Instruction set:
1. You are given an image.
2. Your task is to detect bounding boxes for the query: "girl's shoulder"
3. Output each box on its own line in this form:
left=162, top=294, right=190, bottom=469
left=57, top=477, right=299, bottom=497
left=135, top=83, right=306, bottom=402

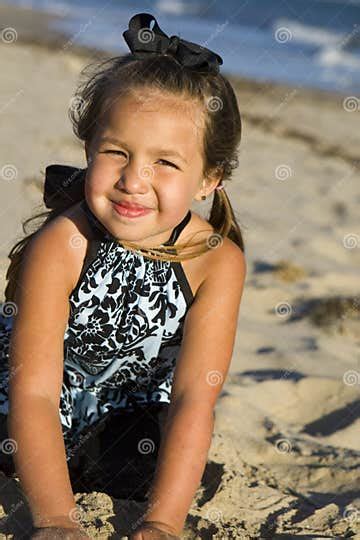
left=177, top=210, right=243, bottom=299
left=183, top=210, right=241, bottom=259
left=37, top=200, right=92, bottom=295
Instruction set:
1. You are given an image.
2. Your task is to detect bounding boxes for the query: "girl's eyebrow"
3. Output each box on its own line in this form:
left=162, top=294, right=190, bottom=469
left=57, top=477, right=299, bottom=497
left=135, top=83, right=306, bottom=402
left=99, top=136, right=188, bottom=164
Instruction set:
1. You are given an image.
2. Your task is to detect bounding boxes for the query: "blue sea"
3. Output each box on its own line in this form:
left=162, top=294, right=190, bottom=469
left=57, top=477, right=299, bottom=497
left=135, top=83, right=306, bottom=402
left=6, top=0, right=360, bottom=95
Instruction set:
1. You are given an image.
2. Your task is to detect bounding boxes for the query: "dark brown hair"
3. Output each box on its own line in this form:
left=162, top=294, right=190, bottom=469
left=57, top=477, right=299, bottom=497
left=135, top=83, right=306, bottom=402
left=5, top=52, right=245, bottom=303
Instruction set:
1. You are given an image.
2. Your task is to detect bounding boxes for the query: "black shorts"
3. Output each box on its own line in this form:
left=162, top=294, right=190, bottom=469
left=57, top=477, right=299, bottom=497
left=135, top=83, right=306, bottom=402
left=0, top=402, right=169, bottom=501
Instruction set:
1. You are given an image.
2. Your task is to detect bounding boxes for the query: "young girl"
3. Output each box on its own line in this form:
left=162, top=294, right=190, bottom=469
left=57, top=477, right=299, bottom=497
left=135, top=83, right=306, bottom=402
left=0, top=12, right=246, bottom=539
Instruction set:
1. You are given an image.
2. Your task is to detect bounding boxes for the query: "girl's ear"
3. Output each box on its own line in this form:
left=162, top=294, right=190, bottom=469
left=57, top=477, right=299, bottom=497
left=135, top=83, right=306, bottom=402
left=194, top=166, right=223, bottom=201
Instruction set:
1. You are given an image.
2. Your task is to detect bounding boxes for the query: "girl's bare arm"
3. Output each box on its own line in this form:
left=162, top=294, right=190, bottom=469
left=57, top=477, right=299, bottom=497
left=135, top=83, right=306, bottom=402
left=143, top=239, right=246, bottom=535
left=7, top=210, right=86, bottom=528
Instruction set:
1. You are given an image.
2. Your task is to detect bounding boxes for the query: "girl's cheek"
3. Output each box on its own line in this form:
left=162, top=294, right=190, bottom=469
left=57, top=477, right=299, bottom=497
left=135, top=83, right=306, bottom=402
left=87, top=159, right=117, bottom=193
left=154, top=173, right=182, bottom=197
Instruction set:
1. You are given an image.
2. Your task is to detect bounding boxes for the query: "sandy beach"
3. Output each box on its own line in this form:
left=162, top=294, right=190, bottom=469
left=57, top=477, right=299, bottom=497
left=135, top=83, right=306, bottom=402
left=0, top=3, right=359, bottom=538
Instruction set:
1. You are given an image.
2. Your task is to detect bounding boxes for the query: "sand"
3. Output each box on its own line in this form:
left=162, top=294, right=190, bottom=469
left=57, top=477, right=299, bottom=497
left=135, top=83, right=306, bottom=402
left=0, top=3, right=359, bottom=538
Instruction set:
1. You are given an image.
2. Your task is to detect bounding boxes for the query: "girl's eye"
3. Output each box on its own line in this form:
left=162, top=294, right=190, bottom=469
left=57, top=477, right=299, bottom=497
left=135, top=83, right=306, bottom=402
left=102, top=151, right=178, bottom=169
left=102, top=150, right=126, bottom=156
left=157, top=159, right=178, bottom=169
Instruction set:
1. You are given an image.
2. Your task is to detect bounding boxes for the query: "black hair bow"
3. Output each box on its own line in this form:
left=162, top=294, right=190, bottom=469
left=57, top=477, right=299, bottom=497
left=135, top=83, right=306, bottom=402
left=122, top=12, right=223, bottom=74
left=43, top=164, right=86, bottom=210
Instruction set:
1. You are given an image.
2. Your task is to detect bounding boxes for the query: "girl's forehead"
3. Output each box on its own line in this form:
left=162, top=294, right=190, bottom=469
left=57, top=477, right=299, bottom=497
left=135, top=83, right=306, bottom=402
left=106, top=89, right=204, bottom=125
left=103, top=91, right=205, bottom=142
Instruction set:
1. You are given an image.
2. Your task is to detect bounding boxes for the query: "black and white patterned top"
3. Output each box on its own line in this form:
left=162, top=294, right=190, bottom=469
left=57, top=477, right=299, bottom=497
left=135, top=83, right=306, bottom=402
left=0, top=199, right=194, bottom=460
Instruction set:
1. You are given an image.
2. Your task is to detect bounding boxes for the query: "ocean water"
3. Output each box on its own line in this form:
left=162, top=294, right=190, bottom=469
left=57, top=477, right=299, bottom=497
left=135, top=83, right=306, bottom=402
left=6, top=0, right=360, bottom=95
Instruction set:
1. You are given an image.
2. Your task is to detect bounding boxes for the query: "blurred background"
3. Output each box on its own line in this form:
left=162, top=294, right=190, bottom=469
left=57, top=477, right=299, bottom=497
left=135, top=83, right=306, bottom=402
left=4, top=0, right=360, bottom=94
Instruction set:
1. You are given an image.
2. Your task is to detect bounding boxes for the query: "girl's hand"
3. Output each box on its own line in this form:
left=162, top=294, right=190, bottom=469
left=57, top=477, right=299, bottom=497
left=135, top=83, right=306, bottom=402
left=31, top=527, right=91, bottom=539
left=129, top=521, right=181, bottom=540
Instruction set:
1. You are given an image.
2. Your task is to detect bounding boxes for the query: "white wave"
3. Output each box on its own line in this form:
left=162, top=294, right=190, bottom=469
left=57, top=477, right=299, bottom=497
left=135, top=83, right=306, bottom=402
left=316, top=46, right=360, bottom=68
left=273, top=17, right=342, bottom=47
left=155, top=0, right=204, bottom=16
left=41, top=0, right=72, bottom=16
left=12, top=0, right=110, bottom=19
left=273, top=17, right=360, bottom=69
left=274, top=17, right=360, bottom=51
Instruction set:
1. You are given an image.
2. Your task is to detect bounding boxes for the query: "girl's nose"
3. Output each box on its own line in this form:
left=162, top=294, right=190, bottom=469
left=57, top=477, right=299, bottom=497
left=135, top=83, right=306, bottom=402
left=116, top=160, right=153, bottom=192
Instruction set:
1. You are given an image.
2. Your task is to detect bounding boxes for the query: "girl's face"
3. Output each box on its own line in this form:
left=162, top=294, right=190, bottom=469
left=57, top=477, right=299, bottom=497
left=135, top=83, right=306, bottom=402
left=84, top=89, right=219, bottom=248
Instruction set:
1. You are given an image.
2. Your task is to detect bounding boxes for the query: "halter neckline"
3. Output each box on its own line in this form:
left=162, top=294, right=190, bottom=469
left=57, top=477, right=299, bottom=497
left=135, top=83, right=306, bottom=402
left=80, top=199, right=191, bottom=248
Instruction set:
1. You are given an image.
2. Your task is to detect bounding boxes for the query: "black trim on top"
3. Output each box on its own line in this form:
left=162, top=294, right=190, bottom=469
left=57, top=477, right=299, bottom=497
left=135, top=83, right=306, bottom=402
left=69, top=240, right=103, bottom=299
left=68, top=200, right=105, bottom=298
left=163, top=210, right=192, bottom=245
left=80, top=199, right=109, bottom=240
left=171, top=261, right=195, bottom=309
left=164, top=210, right=194, bottom=309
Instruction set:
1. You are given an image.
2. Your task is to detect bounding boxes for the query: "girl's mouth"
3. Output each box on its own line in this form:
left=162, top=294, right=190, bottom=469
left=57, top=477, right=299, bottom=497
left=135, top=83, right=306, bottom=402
left=112, top=201, right=153, bottom=218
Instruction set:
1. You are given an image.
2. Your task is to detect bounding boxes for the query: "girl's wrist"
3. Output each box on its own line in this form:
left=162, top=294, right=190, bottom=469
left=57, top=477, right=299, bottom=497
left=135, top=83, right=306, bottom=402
left=33, top=514, right=81, bottom=529
left=141, top=520, right=181, bottom=537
